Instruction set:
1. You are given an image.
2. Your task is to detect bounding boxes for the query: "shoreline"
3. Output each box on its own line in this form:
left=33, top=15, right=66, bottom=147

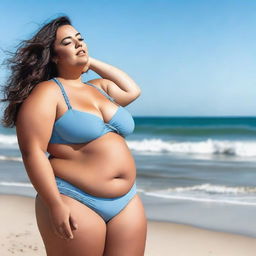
left=1, top=194, right=256, bottom=256
left=2, top=187, right=256, bottom=238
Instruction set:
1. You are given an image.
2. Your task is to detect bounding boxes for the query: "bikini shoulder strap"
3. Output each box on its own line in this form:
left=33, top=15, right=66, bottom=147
left=85, top=82, right=115, bottom=102
left=51, top=78, right=72, bottom=109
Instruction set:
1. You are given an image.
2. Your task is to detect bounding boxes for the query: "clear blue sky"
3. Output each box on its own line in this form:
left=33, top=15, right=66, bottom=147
left=0, top=0, right=255, bottom=117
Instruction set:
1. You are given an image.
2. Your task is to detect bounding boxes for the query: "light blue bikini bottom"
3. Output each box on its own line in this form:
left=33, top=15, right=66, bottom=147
left=55, top=176, right=137, bottom=223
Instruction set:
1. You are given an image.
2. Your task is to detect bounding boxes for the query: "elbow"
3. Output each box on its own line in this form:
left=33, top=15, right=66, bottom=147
left=134, top=89, right=142, bottom=99
left=131, top=87, right=141, bottom=98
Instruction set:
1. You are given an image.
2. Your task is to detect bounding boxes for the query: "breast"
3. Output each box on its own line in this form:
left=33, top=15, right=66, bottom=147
left=49, top=107, right=135, bottom=144
left=108, top=106, right=135, bottom=137
left=50, top=110, right=104, bottom=144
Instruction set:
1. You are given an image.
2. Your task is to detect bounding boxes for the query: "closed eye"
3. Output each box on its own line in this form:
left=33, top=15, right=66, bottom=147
left=64, top=38, right=84, bottom=46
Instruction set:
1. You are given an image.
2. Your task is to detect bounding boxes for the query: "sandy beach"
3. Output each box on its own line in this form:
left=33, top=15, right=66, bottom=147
left=1, top=194, right=256, bottom=256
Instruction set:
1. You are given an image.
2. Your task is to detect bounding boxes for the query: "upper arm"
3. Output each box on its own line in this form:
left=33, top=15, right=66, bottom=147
left=16, top=81, right=58, bottom=155
left=87, top=78, right=141, bottom=107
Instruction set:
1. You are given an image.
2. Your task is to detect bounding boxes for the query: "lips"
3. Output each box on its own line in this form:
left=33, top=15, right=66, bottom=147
left=76, top=49, right=86, bottom=55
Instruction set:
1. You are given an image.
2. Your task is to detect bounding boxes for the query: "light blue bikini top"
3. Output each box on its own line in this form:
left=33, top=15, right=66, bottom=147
left=49, top=77, right=135, bottom=144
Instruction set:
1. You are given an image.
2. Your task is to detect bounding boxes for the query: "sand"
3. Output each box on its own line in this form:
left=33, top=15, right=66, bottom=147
left=1, top=194, right=256, bottom=256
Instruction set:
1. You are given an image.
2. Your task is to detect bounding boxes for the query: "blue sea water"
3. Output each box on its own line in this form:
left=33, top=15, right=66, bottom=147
left=1, top=116, right=256, bottom=237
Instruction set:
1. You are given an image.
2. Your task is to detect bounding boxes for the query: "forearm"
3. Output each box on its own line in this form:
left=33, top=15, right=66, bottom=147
left=22, top=149, right=62, bottom=209
left=89, top=56, right=141, bottom=93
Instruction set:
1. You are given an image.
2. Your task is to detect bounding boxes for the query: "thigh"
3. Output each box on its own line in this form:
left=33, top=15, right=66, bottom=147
left=35, top=194, right=107, bottom=256
left=103, top=194, right=148, bottom=256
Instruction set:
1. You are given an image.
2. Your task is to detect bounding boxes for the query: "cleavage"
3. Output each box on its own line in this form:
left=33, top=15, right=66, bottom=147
left=57, top=85, right=120, bottom=123
left=56, top=100, right=120, bottom=124
left=56, top=101, right=102, bottom=120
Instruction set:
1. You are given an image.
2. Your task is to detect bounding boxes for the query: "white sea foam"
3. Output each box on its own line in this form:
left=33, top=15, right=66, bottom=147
left=0, top=134, right=18, bottom=146
left=127, top=138, right=256, bottom=157
left=1, top=135, right=256, bottom=160
left=141, top=183, right=256, bottom=206
left=0, top=181, right=33, bottom=187
left=0, top=131, right=256, bottom=157
left=165, top=183, right=256, bottom=194
left=0, top=155, right=22, bottom=162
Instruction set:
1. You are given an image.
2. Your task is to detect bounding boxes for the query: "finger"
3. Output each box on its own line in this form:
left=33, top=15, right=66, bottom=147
left=58, top=225, right=69, bottom=240
left=50, top=220, right=65, bottom=240
left=53, top=228, right=60, bottom=238
left=69, top=215, right=78, bottom=230
left=63, top=222, right=73, bottom=239
left=52, top=225, right=64, bottom=240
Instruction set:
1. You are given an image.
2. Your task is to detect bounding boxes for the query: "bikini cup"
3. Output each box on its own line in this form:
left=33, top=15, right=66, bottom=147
left=48, top=77, right=135, bottom=144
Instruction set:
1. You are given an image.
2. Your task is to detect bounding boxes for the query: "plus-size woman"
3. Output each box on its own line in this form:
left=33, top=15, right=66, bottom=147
left=1, top=16, right=147, bottom=256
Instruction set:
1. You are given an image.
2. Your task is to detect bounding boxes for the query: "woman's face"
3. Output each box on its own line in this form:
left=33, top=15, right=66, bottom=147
left=52, top=25, right=89, bottom=68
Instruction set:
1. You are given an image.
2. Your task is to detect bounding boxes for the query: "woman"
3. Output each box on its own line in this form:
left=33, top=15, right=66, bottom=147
left=1, top=16, right=147, bottom=256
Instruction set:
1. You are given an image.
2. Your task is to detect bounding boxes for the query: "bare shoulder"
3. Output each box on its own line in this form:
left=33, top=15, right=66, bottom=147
left=86, top=78, right=140, bottom=107
left=28, top=80, right=60, bottom=98
left=19, top=80, right=61, bottom=114
left=16, top=80, right=59, bottom=154
left=85, top=78, right=106, bottom=91
left=86, top=78, right=117, bottom=93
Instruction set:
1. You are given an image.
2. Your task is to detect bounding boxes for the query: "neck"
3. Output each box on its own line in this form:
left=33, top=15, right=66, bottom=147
left=56, top=65, right=84, bottom=82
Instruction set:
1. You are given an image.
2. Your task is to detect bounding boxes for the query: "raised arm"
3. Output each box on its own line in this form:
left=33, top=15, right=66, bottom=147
left=16, top=81, right=77, bottom=240
left=88, top=57, right=141, bottom=107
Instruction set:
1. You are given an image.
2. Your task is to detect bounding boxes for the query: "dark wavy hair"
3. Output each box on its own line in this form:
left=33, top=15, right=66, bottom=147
left=0, top=15, right=72, bottom=128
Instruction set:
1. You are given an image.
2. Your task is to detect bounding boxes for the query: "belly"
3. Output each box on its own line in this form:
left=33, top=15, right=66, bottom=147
left=47, top=132, right=136, bottom=198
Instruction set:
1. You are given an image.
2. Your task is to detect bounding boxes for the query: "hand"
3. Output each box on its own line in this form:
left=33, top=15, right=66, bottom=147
left=48, top=201, right=78, bottom=240
left=82, top=56, right=91, bottom=74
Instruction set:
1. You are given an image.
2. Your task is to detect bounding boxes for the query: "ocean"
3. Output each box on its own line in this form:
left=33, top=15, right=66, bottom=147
left=1, top=116, right=256, bottom=237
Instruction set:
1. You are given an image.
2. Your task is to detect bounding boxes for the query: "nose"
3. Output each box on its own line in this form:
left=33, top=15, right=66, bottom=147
left=74, top=38, right=87, bottom=53
left=75, top=40, right=82, bottom=48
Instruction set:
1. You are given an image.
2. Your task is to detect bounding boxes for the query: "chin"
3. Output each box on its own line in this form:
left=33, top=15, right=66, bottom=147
left=77, top=59, right=88, bottom=66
